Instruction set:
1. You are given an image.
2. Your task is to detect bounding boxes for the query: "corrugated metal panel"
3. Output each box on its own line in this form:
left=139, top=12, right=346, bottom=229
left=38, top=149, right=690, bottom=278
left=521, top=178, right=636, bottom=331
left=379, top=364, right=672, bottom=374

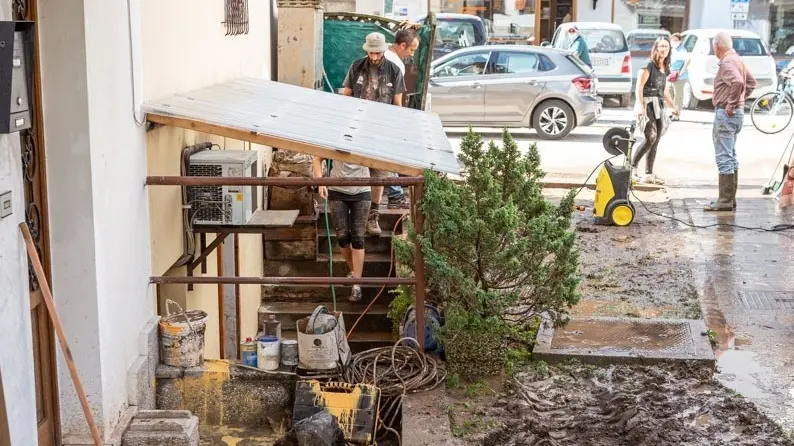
left=142, top=77, right=460, bottom=175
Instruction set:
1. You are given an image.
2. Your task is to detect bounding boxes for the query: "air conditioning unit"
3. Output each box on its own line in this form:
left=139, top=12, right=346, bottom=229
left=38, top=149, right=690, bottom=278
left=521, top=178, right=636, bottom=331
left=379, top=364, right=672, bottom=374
left=188, top=150, right=258, bottom=225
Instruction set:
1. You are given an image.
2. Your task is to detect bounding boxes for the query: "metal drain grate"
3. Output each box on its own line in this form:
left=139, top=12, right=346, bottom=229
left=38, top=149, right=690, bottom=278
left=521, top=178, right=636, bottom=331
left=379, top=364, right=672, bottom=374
left=738, top=291, right=794, bottom=310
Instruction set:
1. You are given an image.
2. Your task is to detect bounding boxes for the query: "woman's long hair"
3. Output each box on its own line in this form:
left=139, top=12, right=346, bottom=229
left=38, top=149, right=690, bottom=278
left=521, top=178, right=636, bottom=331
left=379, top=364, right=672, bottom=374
left=651, top=36, right=672, bottom=73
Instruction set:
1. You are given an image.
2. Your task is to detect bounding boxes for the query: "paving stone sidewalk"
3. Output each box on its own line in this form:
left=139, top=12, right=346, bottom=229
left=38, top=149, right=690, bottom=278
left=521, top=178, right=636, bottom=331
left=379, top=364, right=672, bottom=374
left=672, top=195, right=794, bottom=429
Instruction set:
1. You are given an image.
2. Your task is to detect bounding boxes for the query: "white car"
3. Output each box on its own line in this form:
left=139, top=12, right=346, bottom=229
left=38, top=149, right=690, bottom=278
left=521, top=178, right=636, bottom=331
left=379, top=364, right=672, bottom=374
left=679, top=29, right=778, bottom=109
left=549, top=22, right=633, bottom=107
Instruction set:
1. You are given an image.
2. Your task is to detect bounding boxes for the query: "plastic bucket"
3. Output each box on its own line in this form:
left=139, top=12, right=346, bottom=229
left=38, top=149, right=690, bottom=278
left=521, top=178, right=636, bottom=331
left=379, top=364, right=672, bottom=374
left=280, top=340, right=298, bottom=366
left=159, top=300, right=208, bottom=367
left=257, top=336, right=280, bottom=371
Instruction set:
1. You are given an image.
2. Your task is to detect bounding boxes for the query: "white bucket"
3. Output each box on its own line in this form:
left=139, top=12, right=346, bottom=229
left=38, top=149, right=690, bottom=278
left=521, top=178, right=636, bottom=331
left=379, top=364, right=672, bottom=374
left=257, top=336, right=280, bottom=371
left=159, top=300, right=208, bottom=368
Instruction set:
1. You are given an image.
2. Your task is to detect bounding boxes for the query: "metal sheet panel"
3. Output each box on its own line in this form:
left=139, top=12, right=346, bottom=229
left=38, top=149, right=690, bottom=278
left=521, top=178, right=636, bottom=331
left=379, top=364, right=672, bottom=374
left=142, top=77, right=459, bottom=175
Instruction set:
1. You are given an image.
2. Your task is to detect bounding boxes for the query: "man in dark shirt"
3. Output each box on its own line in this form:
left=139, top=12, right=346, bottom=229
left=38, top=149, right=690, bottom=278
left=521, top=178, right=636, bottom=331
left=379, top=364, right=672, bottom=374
left=342, top=32, right=407, bottom=235
left=705, top=32, right=756, bottom=212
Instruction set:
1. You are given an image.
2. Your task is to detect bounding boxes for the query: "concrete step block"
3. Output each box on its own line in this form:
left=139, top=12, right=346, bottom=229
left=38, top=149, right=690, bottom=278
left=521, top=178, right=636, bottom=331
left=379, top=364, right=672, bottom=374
left=122, top=410, right=198, bottom=446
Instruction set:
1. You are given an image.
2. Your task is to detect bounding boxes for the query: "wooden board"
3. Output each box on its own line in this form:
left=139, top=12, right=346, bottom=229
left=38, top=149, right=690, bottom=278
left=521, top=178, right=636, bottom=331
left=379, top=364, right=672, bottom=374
left=193, top=209, right=300, bottom=233
left=0, top=369, right=10, bottom=446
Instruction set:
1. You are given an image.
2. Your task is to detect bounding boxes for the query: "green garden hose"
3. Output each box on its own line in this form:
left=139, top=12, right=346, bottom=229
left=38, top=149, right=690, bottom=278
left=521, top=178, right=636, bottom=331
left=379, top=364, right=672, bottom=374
left=324, top=159, right=337, bottom=312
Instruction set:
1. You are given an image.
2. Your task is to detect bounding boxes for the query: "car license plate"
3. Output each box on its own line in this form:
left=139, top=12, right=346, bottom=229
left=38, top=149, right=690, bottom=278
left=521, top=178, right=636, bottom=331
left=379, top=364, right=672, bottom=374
left=592, top=57, right=609, bottom=67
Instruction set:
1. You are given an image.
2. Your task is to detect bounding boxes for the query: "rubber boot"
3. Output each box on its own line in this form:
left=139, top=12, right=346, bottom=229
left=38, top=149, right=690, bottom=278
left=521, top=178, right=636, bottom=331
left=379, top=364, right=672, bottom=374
left=704, top=174, right=735, bottom=212
left=732, top=169, right=738, bottom=210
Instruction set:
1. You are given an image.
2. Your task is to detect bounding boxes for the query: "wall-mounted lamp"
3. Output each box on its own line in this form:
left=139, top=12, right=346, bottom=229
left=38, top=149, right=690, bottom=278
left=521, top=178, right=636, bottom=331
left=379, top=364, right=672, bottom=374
left=593, top=0, right=598, bottom=9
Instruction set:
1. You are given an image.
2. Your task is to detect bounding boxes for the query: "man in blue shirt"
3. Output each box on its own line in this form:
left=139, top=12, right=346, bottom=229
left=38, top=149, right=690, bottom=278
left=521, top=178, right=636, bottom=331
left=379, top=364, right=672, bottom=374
left=568, top=26, right=592, bottom=68
left=669, top=33, right=690, bottom=118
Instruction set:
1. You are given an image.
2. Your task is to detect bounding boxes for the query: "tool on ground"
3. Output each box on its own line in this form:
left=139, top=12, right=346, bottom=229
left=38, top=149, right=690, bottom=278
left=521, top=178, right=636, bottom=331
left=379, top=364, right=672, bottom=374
left=20, top=222, right=103, bottom=446
left=293, top=380, right=380, bottom=445
left=762, top=128, right=794, bottom=197
left=593, top=123, right=639, bottom=227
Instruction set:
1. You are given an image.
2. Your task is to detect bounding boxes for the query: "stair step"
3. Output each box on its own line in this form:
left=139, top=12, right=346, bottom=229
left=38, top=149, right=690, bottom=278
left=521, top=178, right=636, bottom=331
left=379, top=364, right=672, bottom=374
left=280, top=329, right=395, bottom=354
left=262, top=284, right=397, bottom=303
left=263, top=252, right=393, bottom=277
left=317, top=230, right=395, bottom=254
left=259, top=302, right=392, bottom=333
left=317, top=208, right=410, bottom=232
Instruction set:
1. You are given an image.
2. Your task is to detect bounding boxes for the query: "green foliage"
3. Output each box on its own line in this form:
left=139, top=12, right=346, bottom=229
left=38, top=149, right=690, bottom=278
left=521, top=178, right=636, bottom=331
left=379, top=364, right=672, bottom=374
left=395, top=128, right=581, bottom=379
left=446, top=373, right=461, bottom=389
left=505, top=348, right=533, bottom=377
left=387, top=285, right=414, bottom=336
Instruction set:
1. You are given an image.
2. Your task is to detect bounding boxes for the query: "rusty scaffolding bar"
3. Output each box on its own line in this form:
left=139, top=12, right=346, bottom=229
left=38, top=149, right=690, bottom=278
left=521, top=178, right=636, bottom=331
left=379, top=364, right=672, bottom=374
left=147, top=174, right=428, bottom=351
left=146, top=176, right=425, bottom=186
left=150, top=276, right=418, bottom=285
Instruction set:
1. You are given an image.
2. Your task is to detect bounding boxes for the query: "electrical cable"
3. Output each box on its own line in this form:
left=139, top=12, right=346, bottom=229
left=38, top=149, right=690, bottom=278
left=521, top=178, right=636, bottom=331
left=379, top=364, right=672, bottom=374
left=323, top=160, right=337, bottom=313
left=346, top=213, right=409, bottom=339
left=574, top=150, right=794, bottom=233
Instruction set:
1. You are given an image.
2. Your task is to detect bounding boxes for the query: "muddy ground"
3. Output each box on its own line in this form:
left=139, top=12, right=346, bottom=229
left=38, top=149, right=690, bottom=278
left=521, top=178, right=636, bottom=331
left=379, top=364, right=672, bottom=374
left=571, top=199, right=701, bottom=320
left=447, top=362, right=794, bottom=446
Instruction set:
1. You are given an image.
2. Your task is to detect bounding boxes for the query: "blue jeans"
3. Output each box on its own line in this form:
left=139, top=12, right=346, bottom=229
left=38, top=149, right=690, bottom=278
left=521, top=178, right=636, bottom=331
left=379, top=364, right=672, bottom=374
left=713, top=108, right=743, bottom=174
left=386, top=185, right=403, bottom=198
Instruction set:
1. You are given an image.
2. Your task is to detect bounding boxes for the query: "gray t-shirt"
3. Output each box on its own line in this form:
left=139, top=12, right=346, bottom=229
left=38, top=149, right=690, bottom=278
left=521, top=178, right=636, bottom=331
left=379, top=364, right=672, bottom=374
left=328, top=161, right=370, bottom=196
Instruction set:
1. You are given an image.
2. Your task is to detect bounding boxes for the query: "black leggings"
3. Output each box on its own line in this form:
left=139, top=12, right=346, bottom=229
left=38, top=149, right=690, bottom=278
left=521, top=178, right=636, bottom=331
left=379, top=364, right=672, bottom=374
left=632, top=102, right=663, bottom=175
left=329, top=200, right=369, bottom=250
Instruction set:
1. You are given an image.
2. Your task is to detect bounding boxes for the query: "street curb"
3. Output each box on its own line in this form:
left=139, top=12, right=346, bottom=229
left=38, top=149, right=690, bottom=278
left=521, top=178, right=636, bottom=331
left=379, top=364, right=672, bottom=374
left=543, top=180, right=664, bottom=192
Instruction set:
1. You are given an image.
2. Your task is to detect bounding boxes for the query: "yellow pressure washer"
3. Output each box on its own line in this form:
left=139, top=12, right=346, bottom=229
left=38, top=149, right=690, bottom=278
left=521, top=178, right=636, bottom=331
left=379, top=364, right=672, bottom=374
left=593, top=122, right=639, bottom=227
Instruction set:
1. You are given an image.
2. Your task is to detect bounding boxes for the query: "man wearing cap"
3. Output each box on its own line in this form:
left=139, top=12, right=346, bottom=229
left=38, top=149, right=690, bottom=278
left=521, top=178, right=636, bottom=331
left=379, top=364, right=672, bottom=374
left=568, top=26, right=592, bottom=69
left=342, top=32, right=408, bottom=235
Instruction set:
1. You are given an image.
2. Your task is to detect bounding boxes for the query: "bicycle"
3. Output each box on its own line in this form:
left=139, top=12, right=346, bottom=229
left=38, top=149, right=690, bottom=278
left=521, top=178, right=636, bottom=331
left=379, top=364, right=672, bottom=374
left=750, top=67, right=794, bottom=134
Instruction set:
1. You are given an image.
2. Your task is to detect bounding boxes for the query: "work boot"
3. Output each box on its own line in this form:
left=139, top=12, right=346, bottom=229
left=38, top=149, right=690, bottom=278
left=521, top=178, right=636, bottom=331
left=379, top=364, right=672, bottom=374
left=387, top=194, right=410, bottom=209
left=366, top=208, right=382, bottom=235
left=732, top=169, right=738, bottom=210
left=349, top=285, right=362, bottom=303
left=704, top=174, right=736, bottom=212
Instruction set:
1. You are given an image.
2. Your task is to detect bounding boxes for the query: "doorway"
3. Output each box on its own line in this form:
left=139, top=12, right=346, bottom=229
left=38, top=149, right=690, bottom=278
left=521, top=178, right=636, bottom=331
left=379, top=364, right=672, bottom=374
left=15, top=0, right=59, bottom=444
left=534, top=0, right=575, bottom=44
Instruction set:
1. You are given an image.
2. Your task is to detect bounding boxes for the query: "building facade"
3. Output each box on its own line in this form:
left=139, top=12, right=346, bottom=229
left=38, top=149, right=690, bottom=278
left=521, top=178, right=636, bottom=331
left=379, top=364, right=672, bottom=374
left=0, top=0, right=274, bottom=444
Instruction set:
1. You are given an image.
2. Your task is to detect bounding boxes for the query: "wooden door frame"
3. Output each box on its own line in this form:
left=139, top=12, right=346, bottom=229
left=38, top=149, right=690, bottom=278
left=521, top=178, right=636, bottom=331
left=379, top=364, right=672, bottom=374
left=14, top=0, right=60, bottom=444
left=534, top=0, right=576, bottom=44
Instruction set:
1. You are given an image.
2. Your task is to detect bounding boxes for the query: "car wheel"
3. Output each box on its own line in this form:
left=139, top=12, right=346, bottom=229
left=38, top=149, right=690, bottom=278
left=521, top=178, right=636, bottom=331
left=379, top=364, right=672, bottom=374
left=619, top=94, right=631, bottom=108
left=533, top=100, right=574, bottom=140
left=683, top=82, right=699, bottom=110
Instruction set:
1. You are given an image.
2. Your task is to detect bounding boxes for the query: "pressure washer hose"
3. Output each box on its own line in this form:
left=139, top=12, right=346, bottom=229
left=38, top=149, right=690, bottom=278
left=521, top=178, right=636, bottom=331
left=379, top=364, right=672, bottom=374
left=324, top=160, right=337, bottom=313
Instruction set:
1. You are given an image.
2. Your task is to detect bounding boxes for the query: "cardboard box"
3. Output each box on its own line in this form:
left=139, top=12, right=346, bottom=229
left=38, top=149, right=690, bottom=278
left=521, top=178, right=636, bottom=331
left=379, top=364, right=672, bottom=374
left=296, top=311, right=351, bottom=370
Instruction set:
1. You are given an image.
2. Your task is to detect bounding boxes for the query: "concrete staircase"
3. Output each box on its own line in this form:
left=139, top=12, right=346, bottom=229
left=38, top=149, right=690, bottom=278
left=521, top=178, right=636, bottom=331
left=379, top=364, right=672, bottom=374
left=261, top=206, right=409, bottom=352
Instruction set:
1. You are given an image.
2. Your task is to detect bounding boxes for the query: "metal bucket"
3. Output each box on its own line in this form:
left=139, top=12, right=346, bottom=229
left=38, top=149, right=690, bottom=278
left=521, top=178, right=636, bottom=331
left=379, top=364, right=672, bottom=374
left=241, top=338, right=258, bottom=367
left=280, top=340, right=298, bottom=366
left=159, top=299, right=208, bottom=367
left=257, top=336, right=281, bottom=371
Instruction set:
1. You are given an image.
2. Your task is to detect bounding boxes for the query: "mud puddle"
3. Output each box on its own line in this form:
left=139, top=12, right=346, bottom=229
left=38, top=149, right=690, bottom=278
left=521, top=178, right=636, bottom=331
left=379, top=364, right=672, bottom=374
left=572, top=200, right=701, bottom=319
left=451, top=362, right=793, bottom=446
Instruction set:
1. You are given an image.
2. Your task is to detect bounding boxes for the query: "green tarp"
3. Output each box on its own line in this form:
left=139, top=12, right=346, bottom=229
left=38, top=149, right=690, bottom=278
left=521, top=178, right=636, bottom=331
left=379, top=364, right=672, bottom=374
left=322, top=13, right=435, bottom=111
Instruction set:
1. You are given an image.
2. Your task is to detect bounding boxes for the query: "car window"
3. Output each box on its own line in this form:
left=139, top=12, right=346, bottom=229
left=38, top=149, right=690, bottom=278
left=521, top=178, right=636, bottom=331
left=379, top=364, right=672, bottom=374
left=708, top=37, right=767, bottom=56
left=433, top=51, right=491, bottom=77
left=683, top=35, right=697, bottom=52
left=493, top=52, right=550, bottom=74
left=557, top=28, right=628, bottom=53
left=627, top=33, right=668, bottom=52
left=433, top=18, right=486, bottom=52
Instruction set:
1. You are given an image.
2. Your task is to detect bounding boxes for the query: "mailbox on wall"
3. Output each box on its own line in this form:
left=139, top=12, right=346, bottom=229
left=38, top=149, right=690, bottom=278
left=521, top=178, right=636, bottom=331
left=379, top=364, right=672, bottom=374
left=0, top=21, right=33, bottom=134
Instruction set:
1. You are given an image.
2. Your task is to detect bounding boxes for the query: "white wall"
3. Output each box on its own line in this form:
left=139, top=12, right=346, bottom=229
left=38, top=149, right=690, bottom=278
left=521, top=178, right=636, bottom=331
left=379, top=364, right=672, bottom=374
left=689, top=0, right=733, bottom=29
left=0, top=7, right=39, bottom=434
left=37, top=0, right=271, bottom=439
left=576, top=0, right=612, bottom=23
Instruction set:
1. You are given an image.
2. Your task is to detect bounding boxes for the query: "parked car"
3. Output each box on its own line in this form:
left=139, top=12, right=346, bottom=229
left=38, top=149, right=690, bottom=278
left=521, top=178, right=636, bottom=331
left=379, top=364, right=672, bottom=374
left=428, top=45, right=602, bottom=140
left=547, top=22, right=633, bottom=107
left=678, top=29, right=778, bottom=109
left=626, top=28, right=671, bottom=93
left=416, top=13, right=488, bottom=60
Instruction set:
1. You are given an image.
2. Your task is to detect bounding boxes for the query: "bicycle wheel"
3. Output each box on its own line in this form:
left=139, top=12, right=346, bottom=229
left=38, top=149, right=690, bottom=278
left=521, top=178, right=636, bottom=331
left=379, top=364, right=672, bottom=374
left=751, top=92, right=794, bottom=134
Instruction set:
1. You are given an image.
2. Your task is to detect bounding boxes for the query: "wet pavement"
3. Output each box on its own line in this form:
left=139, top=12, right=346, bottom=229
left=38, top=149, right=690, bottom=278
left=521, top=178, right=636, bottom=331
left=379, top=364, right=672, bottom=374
left=672, top=195, right=794, bottom=429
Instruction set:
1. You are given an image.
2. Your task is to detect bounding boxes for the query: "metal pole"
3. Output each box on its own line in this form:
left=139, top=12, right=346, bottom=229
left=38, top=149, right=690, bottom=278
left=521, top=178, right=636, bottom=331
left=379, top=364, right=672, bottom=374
left=146, top=176, right=425, bottom=187
left=216, top=236, right=226, bottom=359
left=413, top=182, right=426, bottom=350
left=149, top=276, right=418, bottom=285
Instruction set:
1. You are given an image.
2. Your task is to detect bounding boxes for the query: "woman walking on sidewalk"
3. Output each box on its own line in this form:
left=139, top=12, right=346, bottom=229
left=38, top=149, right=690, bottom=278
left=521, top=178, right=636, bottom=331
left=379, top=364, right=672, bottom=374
left=632, top=36, right=679, bottom=185
left=668, top=33, right=690, bottom=119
